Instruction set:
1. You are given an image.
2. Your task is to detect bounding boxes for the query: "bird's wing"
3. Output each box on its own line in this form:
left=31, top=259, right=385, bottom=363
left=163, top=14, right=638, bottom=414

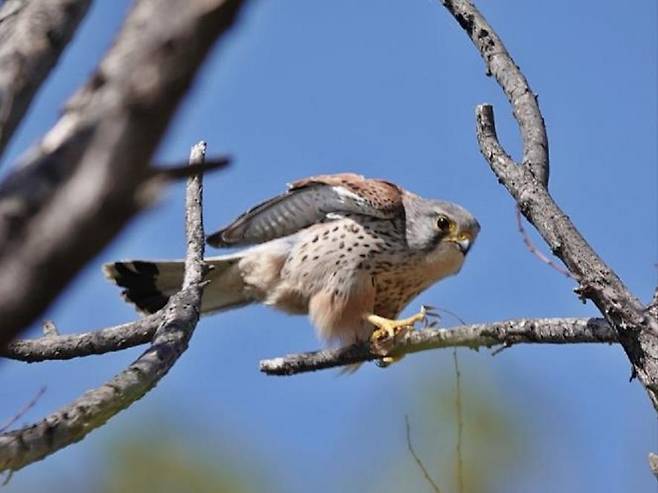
left=207, top=173, right=404, bottom=247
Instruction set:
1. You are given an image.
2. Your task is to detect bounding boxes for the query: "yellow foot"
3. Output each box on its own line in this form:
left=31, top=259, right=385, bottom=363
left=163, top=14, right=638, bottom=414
left=365, top=306, right=430, bottom=363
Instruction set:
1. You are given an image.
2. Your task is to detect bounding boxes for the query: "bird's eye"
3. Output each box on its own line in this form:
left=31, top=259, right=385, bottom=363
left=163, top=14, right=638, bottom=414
left=436, top=215, right=451, bottom=232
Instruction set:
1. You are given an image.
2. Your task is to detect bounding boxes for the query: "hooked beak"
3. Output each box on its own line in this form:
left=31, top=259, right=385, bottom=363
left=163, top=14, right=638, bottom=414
left=450, top=234, right=473, bottom=255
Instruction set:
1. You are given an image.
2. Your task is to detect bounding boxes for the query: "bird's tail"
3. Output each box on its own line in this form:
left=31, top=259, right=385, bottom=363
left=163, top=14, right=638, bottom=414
left=103, top=253, right=250, bottom=315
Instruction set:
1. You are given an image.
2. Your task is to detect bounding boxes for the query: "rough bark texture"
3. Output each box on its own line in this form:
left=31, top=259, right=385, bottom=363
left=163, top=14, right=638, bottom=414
left=441, top=0, right=658, bottom=410
left=648, top=453, right=658, bottom=480
left=0, top=0, right=246, bottom=349
left=0, top=0, right=91, bottom=159
left=442, top=0, right=548, bottom=186
left=260, top=317, right=615, bottom=375
left=0, top=141, right=209, bottom=473
left=1, top=314, right=162, bottom=362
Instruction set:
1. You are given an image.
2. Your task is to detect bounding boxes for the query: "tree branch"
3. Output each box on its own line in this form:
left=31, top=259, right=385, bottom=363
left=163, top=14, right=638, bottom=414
left=0, top=0, right=91, bottom=160
left=0, top=0, right=246, bottom=349
left=441, top=0, right=658, bottom=410
left=649, top=286, right=658, bottom=319
left=260, top=317, right=615, bottom=376
left=442, top=0, right=548, bottom=186
left=648, top=453, right=658, bottom=481
left=1, top=314, right=162, bottom=363
left=0, top=141, right=209, bottom=473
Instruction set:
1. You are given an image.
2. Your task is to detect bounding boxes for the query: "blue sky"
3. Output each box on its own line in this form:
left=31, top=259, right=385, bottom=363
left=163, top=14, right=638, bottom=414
left=1, top=1, right=656, bottom=492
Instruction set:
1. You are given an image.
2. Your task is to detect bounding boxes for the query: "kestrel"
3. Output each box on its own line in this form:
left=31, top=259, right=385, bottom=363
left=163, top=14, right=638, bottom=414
left=104, top=173, right=479, bottom=358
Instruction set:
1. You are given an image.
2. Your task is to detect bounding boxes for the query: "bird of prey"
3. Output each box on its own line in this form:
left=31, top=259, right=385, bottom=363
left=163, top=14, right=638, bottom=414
left=104, top=173, right=479, bottom=358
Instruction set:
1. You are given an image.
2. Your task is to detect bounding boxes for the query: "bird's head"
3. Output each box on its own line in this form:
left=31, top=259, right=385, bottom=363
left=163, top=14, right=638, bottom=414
left=403, top=195, right=480, bottom=256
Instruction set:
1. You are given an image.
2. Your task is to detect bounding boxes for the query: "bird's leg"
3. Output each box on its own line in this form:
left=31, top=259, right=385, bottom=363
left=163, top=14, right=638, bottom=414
left=365, top=306, right=429, bottom=365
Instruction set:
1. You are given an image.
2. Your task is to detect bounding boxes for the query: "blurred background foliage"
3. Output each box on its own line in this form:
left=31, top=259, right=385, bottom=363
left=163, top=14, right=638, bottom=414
left=4, top=350, right=530, bottom=493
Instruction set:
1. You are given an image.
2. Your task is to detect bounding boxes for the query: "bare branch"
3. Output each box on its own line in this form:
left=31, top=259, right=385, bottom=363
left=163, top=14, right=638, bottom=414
left=152, top=156, right=231, bottom=181
left=648, top=453, right=658, bottom=480
left=41, top=321, right=58, bottom=337
left=0, top=141, right=209, bottom=473
left=1, top=313, right=162, bottom=363
left=441, top=0, right=548, bottom=185
left=452, top=350, right=464, bottom=493
left=649, top=285, right=658, bottom=319
left=514, top=206, right=575, bottom=279
left=182, top=142, right=209, bottom=288
left=0, top=386, right=46, bottom=433
left=441, top=0, right=658, bottom=411
left=0, top=0, right=91, bottom=159
left=260, top=317, right=615, bottom=376
left=405, top=415, right=442, bottom=493
left=0, top=0, right=246, bottom=349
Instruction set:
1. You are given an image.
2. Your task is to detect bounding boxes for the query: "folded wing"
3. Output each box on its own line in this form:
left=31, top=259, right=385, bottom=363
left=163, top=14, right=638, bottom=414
left=207, top=173, right=404, bottom=247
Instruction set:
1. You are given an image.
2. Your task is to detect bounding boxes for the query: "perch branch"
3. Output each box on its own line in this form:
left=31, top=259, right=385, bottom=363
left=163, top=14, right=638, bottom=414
left=260, top=317, right=615, bottom=376
left=0, top=0, right=91, bottom=159
left=0, top=0, right=245, bottom=349
left=0, top=141, right=209, bottom=473
left=441, top=0, right=658, bottom=410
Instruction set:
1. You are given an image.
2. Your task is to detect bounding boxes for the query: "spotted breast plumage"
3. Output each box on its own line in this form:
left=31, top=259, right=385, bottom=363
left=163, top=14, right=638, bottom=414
left=104, top=173, right=480, bottom=352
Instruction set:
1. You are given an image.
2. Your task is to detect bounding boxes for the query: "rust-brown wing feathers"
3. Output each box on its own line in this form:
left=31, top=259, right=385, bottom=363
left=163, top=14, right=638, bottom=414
left=207, top=173, right=403, bottom=247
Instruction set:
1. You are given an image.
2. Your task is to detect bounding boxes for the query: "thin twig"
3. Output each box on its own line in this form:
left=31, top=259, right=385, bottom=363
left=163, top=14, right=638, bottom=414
left=452, top=350, right=464, bottom=493
left=648, top=452, right=658, bottom=480
left=152, top=156, right=231, bottom=181
left=648, top=282, right=658, bottom=318
left=0, top=386, right=46, bottom=433
left=434, top=307, right=466, bottom=326
left=405, top=415, right=442, bottom=493
left=515, top=206, right=575, bottom=279
left=0, top=0, right=92, bottom=159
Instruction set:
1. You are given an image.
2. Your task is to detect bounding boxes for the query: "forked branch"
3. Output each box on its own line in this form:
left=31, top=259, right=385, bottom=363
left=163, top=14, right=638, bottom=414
left=441, top=0, right=658, bottom=410
left=0, top=142, right=209, bottom=473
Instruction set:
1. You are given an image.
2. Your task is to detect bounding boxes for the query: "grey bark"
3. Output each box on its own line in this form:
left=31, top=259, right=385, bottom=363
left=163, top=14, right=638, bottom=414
left=648, top=453, right=658, bottom=480
left=442, top=0, right=548, bottom=186
left=1, top=314, right=162, bottom=362
left=260, top=317, right=615, bottom=376
left=0, top=141, right=209, bottom=473
left=0, top=0, right=91, bottom=160
left=0, top=0, right=246, bottom=349
left=441, top=0, right=658, bottom=410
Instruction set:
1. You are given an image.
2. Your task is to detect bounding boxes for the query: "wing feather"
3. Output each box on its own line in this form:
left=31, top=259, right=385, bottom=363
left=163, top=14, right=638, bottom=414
left=207, top=173, right=403, bottom=247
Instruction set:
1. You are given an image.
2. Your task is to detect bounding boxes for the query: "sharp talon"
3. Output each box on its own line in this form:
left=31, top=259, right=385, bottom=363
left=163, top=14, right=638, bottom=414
left=365, top=306, right=429, bottom=360
left=376, top=355, right=404, bottom=368
left=376, top=357, right=392, bottom=368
